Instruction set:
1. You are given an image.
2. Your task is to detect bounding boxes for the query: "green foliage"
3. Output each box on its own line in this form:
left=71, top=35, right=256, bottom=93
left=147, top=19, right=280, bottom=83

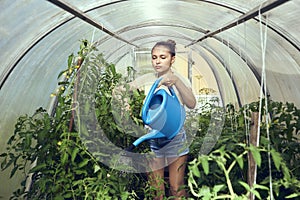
left=187, top=99, right=300, bottom=199
left=0, top=40, right=145, bottom=199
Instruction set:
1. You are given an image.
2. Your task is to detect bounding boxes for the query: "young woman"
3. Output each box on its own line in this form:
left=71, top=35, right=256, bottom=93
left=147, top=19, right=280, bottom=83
left=146, top=39, right=196, bottom=199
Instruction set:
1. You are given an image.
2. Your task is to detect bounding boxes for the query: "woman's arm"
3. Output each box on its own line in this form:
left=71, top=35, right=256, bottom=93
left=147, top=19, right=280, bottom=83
left=174, top=76, right=196, bottom=109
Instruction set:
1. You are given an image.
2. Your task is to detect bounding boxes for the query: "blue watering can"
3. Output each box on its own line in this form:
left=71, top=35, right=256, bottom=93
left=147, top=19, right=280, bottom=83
left=126, top=77, right=186, bottom=151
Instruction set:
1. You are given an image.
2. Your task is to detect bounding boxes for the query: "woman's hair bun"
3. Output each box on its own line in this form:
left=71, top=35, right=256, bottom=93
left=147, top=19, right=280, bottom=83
left=167, top=39, right=176, bottom=46
left=152, top=39, right=177, bottom=56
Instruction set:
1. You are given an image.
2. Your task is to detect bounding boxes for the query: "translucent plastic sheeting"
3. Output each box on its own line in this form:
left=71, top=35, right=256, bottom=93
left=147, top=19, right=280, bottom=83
left=1, top=0, right=300, bottom=198
left=198, top=38, right=262, bottom=107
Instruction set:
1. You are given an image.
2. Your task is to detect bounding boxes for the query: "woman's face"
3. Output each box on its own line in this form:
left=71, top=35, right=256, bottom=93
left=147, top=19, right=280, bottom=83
left=151, top=46, right=175, bottom=76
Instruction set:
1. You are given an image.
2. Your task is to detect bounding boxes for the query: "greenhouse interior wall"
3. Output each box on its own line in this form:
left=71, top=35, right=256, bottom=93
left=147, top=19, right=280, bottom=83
left=0, top=0, right=299, bottom=199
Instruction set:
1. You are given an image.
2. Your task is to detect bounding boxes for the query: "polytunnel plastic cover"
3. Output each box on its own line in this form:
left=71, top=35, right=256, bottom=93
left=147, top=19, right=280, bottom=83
left=1, top=0, right=300, bottom=198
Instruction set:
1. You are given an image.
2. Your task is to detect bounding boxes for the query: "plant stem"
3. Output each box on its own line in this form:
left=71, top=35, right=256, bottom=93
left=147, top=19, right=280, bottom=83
left=218, top=161, right=235, bottom=197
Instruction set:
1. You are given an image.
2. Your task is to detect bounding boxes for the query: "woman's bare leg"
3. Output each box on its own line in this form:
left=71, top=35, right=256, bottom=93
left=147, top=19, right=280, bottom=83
left=167, top=155, right=188, bottom=199
left=148, top=157, right=166, bottom=200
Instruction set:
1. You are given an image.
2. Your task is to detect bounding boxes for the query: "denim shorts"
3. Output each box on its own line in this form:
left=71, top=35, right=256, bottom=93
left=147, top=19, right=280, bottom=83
left=148, top=128, right=189, bottom=158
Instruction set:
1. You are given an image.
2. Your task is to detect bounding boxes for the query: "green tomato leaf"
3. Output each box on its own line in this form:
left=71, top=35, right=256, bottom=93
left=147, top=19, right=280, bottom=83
left=285, top=193, right=300, bottom=199
left=10, top=165, right=20, bottom=178
left=94, top=164, right=101, bottom=173
left=270, top=149, right=282, bottom=170
left=61, top=152, right=69, bottom=165
left=212, top=184, right=224, bottom=194
left=67, top=53, right=74, bottom=68
left=192, top=165, right=201, bottom=178
left=249, top=145, right=261, bottom=167
left=201, top=156, right=209, bottom=175
left=254, top=184, right=269, bottom=190
left=252, top=190, right=262, bottom=200
left=231, top=152, right=244, bottom=169
left=30, top=163, right=47, bottom=173
left=239, top=181, right=250, bottom=191
left=71, top=147, right=80, bottom=163
left=78, top=159, right=89, bottom=168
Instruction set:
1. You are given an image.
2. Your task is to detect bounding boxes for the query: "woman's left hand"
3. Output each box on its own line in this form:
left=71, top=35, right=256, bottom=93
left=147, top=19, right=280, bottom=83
left=158, top=73, right=178, bottom=88
left=158, top=72, right=196, bottom=109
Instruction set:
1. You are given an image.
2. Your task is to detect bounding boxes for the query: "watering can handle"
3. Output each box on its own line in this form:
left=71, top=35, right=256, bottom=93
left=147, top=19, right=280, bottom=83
left=169, top=86, right=180, bottom=103
left=141, top=77, right=163, bottom=121
left=148, top=77, right=163, bottom=98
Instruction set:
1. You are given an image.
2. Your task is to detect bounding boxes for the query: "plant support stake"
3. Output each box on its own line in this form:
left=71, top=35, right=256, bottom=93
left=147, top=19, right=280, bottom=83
left=248, top=112, right=259, bottom=200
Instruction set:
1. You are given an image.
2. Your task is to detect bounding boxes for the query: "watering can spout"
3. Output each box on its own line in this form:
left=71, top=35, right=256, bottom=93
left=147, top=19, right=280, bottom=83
left=132, top=129, right=165, bottom=147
